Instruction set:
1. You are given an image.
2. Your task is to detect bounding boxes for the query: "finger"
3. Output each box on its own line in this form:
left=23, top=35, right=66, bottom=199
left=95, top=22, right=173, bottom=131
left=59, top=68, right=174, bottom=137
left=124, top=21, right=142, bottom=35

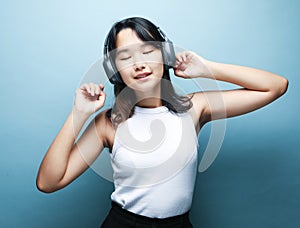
left=89, top=83, right=95, bottom=96
left=174, top=68, right=186, bottom=77
left=94, top=85, right=100, bottom=95
left=182, top=52, right=187, bottom=62
left=175, top=53, right=184, bottom=68
left=80, top=83, right=87, bottom=91
left=81, top=84, right=91, bottom=94
left=186, top=52, right=193, bottom=62
left=175, top=53, right=183, bottom=62
left=176, top=58, right=186, bottom=70
left=178, top=55, right=184, bottom=63
left=97, top=84, right=105, bottom=95
left=99, top=90, right=106, bottom=100
left=97, top=91, right=106, bottom=105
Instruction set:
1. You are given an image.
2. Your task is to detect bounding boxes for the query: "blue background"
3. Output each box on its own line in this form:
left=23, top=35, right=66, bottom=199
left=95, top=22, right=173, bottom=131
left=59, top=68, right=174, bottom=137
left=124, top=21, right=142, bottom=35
left=1, top=0, right=299, bottom=227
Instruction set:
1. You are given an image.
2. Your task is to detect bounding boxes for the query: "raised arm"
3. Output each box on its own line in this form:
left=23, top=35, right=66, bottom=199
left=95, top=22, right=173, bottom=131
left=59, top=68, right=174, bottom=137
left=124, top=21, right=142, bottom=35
left=36, top=83, right=107, bottom=193
left=174, top=51, right=289, bottom=126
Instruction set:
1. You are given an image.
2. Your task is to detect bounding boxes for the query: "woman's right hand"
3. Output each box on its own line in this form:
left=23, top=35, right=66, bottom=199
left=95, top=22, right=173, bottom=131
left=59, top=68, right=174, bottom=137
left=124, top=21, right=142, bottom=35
left=37, top=82, right=107, bottom=193
left=73, top=83, right=106, bottom=115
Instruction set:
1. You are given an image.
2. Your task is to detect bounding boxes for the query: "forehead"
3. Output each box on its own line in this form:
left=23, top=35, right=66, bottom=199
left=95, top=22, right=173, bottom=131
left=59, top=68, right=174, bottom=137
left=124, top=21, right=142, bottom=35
left=116, top=28, right=144, bottom=49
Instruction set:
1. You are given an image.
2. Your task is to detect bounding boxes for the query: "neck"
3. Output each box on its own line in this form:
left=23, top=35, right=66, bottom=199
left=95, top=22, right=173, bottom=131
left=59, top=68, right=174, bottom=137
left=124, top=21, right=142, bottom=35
left=136, top=98, right=162, bottom=108
left=134, top=84, right=162, bottom=108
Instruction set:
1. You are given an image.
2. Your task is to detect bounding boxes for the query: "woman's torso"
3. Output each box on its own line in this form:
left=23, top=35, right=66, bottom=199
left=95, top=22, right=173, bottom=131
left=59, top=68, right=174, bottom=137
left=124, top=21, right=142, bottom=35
left=102, top=106, right=199, bottom=218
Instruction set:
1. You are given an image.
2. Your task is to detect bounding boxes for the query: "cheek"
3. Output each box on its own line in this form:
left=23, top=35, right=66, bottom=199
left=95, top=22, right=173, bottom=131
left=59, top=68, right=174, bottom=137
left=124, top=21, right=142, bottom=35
left=118, top=68, right=131, bottom=83
left=116, top=60, right=130, bottom=74
left=150, top=62, right=164, bottom=77
left=152, top=53, right=164, bottom=76
left=115, top=60, right=131, bottom=80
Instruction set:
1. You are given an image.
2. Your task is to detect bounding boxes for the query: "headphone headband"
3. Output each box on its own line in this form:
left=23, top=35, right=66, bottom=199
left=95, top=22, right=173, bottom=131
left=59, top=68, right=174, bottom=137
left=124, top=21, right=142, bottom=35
left=157, top=27, right=168, bottom=41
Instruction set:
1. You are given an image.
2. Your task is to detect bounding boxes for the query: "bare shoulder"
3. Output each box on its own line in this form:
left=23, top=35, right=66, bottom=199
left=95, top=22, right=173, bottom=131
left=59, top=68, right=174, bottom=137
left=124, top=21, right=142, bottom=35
left=94, top=108, right=115, bottom=149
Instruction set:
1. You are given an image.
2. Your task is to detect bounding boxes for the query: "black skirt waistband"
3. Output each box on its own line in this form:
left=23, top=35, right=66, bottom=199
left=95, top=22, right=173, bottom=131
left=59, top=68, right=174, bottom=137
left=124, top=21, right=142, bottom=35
left=111, top=201, right=190, bottom=225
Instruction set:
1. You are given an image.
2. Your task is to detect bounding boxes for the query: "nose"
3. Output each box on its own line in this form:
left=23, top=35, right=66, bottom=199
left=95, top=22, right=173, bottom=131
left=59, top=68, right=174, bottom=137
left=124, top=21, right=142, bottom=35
left=133, top=54, right=146, bottom=71
left=133, top=61, right=146, bottom=71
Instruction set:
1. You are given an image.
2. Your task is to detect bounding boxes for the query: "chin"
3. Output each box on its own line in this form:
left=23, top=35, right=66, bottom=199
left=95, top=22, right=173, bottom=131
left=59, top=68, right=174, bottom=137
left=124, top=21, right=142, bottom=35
left=129, top=77, right=162, bottom=93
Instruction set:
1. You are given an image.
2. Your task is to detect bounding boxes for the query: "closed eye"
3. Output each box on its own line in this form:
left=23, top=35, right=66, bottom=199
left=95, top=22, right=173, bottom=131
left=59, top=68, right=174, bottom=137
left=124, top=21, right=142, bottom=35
left=120, top=56, right=131, bottom=61
left=143, top=50, right=154, bottom=55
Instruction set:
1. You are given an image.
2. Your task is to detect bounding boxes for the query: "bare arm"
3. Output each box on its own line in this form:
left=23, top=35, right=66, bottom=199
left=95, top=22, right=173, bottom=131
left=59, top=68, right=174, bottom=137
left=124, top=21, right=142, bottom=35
left=174, top=52, right=289, bottom=126
left=36, top=83, right=107, bottom=193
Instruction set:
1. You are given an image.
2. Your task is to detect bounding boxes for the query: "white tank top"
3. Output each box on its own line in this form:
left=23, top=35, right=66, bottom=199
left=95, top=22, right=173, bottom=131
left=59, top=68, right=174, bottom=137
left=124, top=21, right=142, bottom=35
left=110, top=106, right=198, bottom=218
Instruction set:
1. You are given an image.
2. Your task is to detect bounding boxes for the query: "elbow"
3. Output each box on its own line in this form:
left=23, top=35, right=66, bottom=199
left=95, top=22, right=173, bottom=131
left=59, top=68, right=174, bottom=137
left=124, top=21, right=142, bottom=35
left=278, top=77, right=289, bottom=97
left=36, top=180, right=52, bottom=194
left=36, top=177, right=58, bottom=194
left=271, top=76, right=289, bottom=98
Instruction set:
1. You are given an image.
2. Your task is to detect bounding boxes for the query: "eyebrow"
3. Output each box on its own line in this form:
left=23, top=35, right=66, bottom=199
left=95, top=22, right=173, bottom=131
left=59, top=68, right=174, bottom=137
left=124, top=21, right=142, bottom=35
left=115, top=43, right=156, bottom=56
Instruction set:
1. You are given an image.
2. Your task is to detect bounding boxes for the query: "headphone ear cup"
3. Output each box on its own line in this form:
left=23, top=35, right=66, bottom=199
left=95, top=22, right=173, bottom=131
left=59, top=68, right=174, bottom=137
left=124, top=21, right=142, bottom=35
left=103, top=56, right=124, bottom=84
left=162, top=40, right=176, bottom=69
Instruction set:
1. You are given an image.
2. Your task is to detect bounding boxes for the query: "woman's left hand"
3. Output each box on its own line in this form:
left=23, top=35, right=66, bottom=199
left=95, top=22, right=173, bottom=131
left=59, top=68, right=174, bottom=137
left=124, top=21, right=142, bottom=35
left=173, top=51, right=212, bottom=79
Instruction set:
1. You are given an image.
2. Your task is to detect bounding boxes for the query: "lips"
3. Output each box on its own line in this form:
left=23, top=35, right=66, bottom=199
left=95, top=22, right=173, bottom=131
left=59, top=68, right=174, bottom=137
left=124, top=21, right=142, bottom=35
left=134, top=72, right=151, bottom=79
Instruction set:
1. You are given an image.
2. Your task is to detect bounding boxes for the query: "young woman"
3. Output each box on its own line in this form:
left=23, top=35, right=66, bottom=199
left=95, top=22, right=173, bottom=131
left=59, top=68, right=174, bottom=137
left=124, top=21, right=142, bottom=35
left=36, top=17, right=288, bottom=227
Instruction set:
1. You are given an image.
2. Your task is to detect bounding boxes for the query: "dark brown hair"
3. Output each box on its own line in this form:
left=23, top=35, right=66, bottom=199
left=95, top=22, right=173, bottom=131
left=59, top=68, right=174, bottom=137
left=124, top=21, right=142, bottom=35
left=104, top=17, right=193, bottom=127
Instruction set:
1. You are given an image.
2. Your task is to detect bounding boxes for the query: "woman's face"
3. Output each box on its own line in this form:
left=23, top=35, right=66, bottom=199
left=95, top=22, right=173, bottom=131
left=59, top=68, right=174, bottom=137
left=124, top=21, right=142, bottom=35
left=114, top=28, right=164, bottom=92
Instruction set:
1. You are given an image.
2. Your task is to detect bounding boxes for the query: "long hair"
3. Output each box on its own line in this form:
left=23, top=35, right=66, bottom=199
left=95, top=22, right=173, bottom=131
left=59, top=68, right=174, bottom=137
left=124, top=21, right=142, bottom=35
left=104, top=17, right=193, bottom=127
